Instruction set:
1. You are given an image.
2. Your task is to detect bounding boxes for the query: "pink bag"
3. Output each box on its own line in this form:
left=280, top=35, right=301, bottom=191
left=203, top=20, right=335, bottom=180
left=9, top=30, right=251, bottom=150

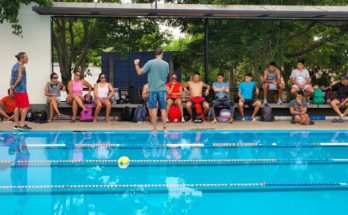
left=80, top=104, right=93, bottom=121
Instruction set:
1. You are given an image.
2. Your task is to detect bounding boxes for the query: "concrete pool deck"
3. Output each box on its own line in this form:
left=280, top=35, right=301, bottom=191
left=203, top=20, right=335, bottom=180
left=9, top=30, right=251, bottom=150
left=1, top=120, right=346, bottom=131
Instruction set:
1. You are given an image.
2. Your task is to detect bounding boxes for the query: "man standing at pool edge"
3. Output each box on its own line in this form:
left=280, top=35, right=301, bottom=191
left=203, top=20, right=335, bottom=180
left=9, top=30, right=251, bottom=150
left=10, top=52, right=32, bottom=130
left=134, top=48, right=169, bottom=133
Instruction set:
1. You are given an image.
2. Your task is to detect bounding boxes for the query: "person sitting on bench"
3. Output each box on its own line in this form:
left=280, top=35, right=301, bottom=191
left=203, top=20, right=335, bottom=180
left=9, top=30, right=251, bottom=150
left=262, top=62, right=284, bottom=105
left=66, top=69, right=93, bottom=122
left=44, top=72, right=65, bottom=122
left=185, top=72, right=210, bottom=122
left=289, top=92, right=313, bottom=125
left=238, top=73, right=261, bottom=121
left=93, top=73, right=115, bottom=123
left=211, top=73, right=234, bottom=123
left=290, top=59, right=313, bottom=98
left=166, top=72, right=185, bottom=123
left=327, top=75, right=348, bottom=123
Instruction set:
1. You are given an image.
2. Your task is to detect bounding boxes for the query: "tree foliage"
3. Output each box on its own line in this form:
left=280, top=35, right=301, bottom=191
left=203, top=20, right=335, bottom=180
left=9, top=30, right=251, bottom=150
left=52, top=1, right=170, bottom=85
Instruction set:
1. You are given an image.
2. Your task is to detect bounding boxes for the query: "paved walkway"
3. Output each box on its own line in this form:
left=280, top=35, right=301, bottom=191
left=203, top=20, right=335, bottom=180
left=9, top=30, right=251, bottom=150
left=1, top=120, right=346, bottom=131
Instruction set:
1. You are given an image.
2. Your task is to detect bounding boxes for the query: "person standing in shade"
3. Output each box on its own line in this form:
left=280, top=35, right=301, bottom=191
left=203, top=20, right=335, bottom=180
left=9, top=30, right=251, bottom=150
left=10, top=52, right=31, bottom=130
left=134, top=48, right=169, bottom=133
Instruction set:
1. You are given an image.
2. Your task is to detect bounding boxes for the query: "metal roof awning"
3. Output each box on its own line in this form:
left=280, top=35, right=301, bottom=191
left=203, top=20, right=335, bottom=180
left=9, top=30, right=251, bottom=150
left=33, top=2, right=348, bottom=20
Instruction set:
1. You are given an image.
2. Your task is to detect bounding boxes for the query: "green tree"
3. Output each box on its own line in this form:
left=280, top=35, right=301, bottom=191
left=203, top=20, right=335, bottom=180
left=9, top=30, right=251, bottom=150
left=0, top=0, right=52, bottom=35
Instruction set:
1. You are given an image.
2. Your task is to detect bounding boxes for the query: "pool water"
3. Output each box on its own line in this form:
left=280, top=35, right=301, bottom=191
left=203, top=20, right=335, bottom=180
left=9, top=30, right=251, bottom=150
left=0, top=130, right=348, bottom=215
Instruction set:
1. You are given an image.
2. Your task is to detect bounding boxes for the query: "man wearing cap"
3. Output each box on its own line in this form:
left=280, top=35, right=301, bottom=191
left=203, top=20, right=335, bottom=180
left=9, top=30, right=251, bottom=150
left=10, top=52, right=31, bottom=130
left=328, top=75, right=348, bottom=122
left=134, top=48, right=169, bottom=133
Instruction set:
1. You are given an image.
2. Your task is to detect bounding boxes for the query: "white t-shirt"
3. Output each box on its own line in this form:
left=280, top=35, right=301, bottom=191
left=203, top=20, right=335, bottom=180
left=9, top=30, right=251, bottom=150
left=291, top=69, right=310, bottom=85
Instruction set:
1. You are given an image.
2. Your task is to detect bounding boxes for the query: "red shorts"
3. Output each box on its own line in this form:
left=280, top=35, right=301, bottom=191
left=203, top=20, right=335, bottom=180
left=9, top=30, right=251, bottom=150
left=14, top=92, right=30, bottom=108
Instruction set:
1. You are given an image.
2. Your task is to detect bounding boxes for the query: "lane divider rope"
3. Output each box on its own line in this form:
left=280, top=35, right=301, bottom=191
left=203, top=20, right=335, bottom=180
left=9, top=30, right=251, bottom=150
left=0, top=182, right=347, bottom=190
left=2, top=158, right=348, bottom=165
left=1, top=142, right=348, bottom=149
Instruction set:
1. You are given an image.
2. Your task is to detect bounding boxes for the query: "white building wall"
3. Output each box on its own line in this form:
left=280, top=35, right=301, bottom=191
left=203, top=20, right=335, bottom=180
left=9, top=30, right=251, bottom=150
left=0, top=4, right=51, bottom=104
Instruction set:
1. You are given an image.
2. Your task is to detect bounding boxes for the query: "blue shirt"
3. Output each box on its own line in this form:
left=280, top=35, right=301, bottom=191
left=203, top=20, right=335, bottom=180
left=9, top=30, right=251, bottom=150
left=213, top=82, right=229, bottom=98
left=10, top=63, right=27, bottom=93
left=238, top=81, right=256, bottom=100
left=143, top=59, right=169, bottom=92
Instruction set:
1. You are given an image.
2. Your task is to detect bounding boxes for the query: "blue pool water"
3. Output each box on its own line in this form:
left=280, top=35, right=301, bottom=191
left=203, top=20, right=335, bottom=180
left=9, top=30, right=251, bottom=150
left=0, top=130, right=348, bottom=215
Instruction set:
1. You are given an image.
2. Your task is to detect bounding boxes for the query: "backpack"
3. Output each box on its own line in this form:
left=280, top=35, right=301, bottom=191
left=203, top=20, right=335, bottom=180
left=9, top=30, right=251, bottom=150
left=121, top=106, right=135, bottom=121
left=26, top=109, right=34, bottom=122
left=168, top=106, right=181, bottom=122
left=260, top=104, right=275, bottom=122
left=33, top=111, right=48, bottom=123
left=80, top=104, right=93, bottom=122
left=132, top=105, right=147, bottom=123
left=313, top=88, right=325, bottom=104
left=324, top=90, right=334, bottom=104
left=128, top=86, right=141, bottom=104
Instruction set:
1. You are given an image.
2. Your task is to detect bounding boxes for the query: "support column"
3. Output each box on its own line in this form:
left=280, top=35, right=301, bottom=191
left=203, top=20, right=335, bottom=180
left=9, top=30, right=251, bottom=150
left=204, top=18, right=209, bottom=83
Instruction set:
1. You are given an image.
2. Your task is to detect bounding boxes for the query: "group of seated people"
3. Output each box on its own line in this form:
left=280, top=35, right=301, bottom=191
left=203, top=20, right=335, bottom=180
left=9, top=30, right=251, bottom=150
left=142, top=59, right=347, bottom=124
left=44, top=71, right=115, bottom=122
left=1, top=59, right=347, bottom=125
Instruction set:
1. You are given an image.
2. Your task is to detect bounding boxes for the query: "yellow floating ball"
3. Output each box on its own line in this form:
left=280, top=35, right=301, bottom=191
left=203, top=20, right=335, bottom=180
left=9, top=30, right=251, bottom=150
left=118, top=156, right=130, bottom=169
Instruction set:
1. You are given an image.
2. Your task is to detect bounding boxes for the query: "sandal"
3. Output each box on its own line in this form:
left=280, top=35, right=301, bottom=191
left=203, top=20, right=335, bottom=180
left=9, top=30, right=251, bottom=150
left=332, top=118, right=344, bottom=123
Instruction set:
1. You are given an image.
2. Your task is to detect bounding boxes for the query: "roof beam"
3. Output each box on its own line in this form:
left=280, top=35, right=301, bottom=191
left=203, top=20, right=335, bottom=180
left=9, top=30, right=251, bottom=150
left=32, top=3, right=348, bottom=20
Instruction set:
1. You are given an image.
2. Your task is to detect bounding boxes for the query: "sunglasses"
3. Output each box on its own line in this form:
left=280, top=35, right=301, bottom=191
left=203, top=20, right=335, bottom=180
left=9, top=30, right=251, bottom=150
left=52, top=77, right=58, bottom=79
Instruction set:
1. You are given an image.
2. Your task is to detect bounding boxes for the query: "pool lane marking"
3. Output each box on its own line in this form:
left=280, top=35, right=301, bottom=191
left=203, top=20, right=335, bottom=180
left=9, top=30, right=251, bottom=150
left=0, top=182, right=347, bottom=190
left=2, top=142, right=348, bottom=149
left=2, top=158, right=348, bottom=165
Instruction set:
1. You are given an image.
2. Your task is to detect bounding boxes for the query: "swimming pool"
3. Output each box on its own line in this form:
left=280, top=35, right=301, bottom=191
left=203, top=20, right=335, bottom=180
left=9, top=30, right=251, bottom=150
left=0, top=130, right=348, bottom=215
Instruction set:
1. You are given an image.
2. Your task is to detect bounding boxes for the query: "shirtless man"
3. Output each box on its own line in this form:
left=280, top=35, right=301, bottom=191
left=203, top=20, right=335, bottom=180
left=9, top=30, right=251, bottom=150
left=185, top=72, right=211, bottom=122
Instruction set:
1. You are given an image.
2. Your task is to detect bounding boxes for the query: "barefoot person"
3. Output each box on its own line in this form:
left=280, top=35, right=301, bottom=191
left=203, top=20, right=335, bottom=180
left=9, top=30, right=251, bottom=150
left=185, top=72, right=210, bottom=122
left=328, top=75, right=348, bottom=122
left=93, top=73, right=115, bottom=122
left=44, top=72, right=65, bottom=122
left=134, top=48, right=169, bottom=133
left=238, top=73, right=261, bottom=121
left=10, top=52, right=31, bottom=130
left=289, top=93, right=313, bottom=125
left=166, top=72, right=185, bottom=123
left=66, top=70, right=93, bottom=122
left=0, top=89, right=16, bottom=122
